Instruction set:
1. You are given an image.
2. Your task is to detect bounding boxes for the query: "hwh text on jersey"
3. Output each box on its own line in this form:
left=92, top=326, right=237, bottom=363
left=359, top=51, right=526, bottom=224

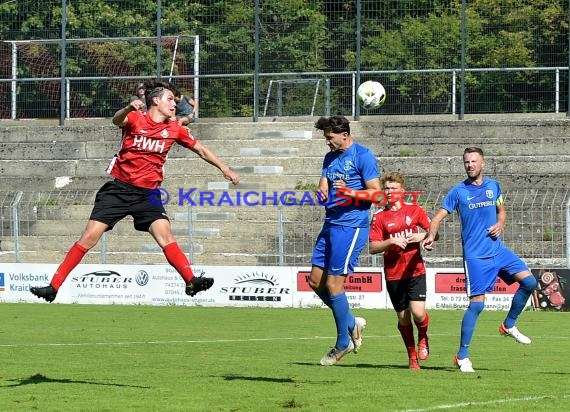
left=389, top=228, right=414, bottom=239
left=132, top=135, right=166, bottom=153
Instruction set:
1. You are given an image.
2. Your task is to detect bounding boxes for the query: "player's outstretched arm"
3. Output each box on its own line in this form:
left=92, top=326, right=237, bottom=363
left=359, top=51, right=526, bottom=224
left=190, top=141, right=240, bottom=185
left=112, top=101, right=140, bottom=127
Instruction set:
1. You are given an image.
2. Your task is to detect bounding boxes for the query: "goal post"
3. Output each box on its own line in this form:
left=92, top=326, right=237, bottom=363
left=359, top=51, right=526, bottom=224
left=263, top=78, right=330, bottom=117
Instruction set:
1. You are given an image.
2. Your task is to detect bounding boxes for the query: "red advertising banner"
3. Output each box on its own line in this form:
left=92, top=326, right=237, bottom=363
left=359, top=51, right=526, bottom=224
left=296, top=271, right=383, bottom=293
left=435, top=272, right=519, bottom=294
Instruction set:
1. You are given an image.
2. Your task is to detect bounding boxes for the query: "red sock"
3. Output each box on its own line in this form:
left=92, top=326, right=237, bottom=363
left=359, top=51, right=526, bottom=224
left=51, top=242, right=89, bottom=290
left=397, top=322, right=416, bottom=358
left=415, top=312, right=430, bottom=341
left=163, top=242, right=194, bottom=283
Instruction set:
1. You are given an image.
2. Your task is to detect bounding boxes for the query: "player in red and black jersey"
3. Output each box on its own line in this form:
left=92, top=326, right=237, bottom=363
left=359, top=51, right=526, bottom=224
left=369, top=172, right=434, bottom=370
left=30, top=81, right=239, bottom=303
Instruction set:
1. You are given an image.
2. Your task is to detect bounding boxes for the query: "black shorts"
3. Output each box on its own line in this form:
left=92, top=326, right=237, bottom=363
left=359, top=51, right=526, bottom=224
left=385, top=274, right=427, bottom=312
left=90, top=180, right=169, bottom=232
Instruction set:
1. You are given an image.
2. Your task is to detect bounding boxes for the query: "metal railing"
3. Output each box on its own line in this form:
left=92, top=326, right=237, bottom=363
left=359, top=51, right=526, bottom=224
left=1, top=66, right=569, bottom=121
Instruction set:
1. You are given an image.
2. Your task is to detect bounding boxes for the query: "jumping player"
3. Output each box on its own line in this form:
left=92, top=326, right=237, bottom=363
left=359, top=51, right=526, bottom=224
left=308, top=115, right=381, bottom=366
left=423, top=147, right=537, bottom=373
left=369, top=172, right=432, bottom=370
left=30, top=81, right=239, bottom=303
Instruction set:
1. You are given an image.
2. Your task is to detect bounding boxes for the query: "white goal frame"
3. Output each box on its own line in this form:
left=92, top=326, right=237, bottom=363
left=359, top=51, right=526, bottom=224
left=263, top=78, right=330, bottom=117
left=3, top=35, right=199, bottom=120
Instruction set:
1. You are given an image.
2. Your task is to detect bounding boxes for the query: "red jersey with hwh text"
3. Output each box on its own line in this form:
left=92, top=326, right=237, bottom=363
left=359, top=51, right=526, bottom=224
left=106, top=110, right=197, bottom=189
left=369, top=203, right=431, bottom=281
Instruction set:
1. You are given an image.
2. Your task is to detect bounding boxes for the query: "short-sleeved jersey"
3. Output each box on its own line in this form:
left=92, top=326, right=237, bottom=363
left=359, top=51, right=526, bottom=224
left=369, top=203, right=431, bottom=280
left=106, top=110, right=197, bottom=189
left=441, top=177, right=504, bottom=259
left=321, top=143, right=379, bottom=227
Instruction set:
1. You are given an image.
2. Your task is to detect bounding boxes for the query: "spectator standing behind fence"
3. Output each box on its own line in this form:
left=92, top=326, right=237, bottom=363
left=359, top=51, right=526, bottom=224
left=308, top=115, right=381, bottom=366
left=173, top=88, right=197, bottom=125
left=422, top=147, right=537, bottom=373
left=369, top=172, right=434, bottom=371
left=30, top=80, right=239, bottom=303
left=129, top=83, right=147, bottom=113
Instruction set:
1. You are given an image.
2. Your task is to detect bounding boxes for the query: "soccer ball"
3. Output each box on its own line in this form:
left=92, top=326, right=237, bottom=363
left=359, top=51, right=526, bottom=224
left=357, top=80, right=386, bottom=109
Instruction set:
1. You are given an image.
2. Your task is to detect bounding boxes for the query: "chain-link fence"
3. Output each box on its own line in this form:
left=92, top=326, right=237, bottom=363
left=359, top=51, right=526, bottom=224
left=0, top=1, right=569, bottom=122
left=1, top=189, right=568, bottom=268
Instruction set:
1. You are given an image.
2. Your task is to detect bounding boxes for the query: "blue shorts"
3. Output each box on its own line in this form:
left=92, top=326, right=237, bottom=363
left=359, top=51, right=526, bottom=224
left=311, top=224, right=369, bottom=275
left=463, top=247, right=529, bottom=297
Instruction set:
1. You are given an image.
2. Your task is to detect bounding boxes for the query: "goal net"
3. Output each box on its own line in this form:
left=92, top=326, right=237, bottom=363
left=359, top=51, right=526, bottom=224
left=262, top=78, right=330, bottom=117
left=0, top=35, right=198, bottom=119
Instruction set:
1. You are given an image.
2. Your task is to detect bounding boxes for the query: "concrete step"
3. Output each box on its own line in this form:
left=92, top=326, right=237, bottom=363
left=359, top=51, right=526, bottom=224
left=4, top=133, right=570, bottom=160
left=4, top=119, right=570, bottom=144
left=0, top=175, right=277, bottom=193
left=0, top=234, right=266, bottom=265
left=25, top=218, right=224, bottom=237
left=0, top=122, right=317, bottom=143
left=354, top=119, right=570, bottom=140
left=0, top=124, right=116, bottom=143
left=0, top=140, right=314, bottom=160
left=0, top=249, right=260, bottom=265
left=0, top=176, right=111, bottom=191
left=0, top=142, right=89, bottom=160
left=174, top=135, right=570, bottom=157
left=25, top=214, right=295, bottom=238
left=239, top=147, right=300, bottom=157
left=3, top=155, right=569, bottom=180
left=253, top=130, right=312, bottom=139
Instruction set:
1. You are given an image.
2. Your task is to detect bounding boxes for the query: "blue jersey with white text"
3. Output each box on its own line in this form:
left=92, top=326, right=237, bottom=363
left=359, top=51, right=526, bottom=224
left=321, top=143, right=379, bottom=227
left=441, top=177, right=504, bottom=259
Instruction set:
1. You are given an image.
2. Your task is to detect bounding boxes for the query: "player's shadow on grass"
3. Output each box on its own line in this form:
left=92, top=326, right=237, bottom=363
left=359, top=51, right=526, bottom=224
left=223, top=374, right=295, bottom=383
left=290, top=361, right=461, bottom=372
left=4, top=373, right=150, bottom=388
left=221, top=374, right=340, bottom=384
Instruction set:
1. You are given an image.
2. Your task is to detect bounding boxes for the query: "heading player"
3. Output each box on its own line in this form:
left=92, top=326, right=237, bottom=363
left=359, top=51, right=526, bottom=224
left=30, top=80, right=239, bottom=303
left=369, top=172, right=433, bottom=370
left=423, top=147, right=537, bottom=373
left=308, top=115, right=381, bottom=366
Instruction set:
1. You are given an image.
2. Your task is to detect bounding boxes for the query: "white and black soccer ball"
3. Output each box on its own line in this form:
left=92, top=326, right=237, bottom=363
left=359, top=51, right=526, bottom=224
left=357, top=80, right=386, bottom=109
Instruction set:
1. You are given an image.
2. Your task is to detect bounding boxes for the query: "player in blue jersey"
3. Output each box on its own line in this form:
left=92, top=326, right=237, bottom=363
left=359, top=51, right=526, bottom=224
left=309, top=115, right=381, bottom=366
left=423, top=147, right=537, bottom=373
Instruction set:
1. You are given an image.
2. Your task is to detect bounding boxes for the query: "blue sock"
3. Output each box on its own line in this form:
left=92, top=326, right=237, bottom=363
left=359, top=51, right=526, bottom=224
left=316, top=289, right=355, bottom=336
left=347, top=311, right=356, bottom=334
left=314, top=288, right=332, bottom=308
left=504, top=275, right=537, bottom=329
left=458, top=301, right=484, bottom=359
left=330, top=292, right=351, bottom=350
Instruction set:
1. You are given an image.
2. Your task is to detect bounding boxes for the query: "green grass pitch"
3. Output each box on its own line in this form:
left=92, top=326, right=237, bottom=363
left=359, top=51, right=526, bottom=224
left=1, top=303, right=568, bottom=411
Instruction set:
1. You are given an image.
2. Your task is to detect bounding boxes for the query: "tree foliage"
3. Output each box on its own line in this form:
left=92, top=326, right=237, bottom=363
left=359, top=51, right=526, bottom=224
left=0, top=0, right=568, bottom=117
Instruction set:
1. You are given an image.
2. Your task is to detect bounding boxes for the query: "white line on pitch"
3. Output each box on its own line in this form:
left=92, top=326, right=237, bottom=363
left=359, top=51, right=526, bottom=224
left=0, top=332, right=567, bottom=348
left=0, top=335, right=368, bottom=348
left=401, top=394, right=570, bottom=412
